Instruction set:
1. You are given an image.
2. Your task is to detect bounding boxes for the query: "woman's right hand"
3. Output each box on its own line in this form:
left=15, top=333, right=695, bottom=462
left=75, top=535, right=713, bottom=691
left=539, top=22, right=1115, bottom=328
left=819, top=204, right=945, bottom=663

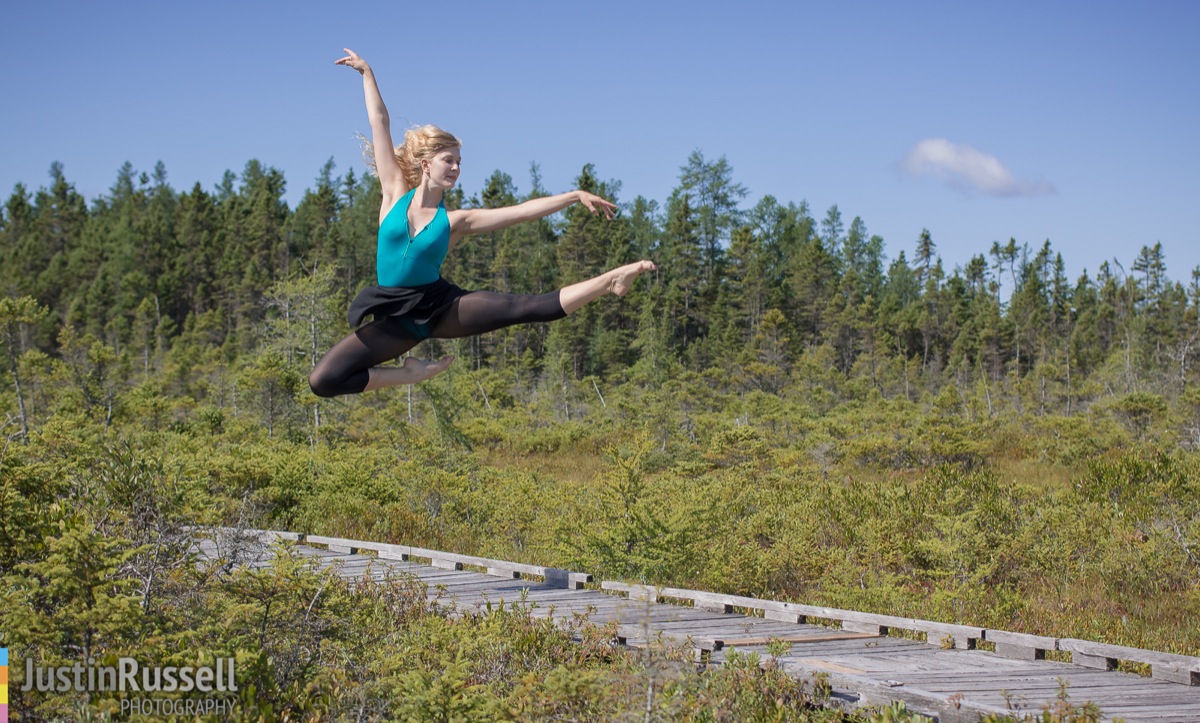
left=334, top=48, right=369, bottom=75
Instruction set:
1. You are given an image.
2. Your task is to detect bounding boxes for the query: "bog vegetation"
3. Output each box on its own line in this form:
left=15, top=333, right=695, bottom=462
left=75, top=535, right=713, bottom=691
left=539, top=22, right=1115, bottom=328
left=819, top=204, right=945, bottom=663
left=1, top=154, right=1197, bottom=720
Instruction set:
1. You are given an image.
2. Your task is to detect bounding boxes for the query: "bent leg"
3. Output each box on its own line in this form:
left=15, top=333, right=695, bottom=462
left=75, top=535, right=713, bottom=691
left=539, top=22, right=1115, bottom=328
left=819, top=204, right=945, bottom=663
left=308, top=319, right=451, bottom=397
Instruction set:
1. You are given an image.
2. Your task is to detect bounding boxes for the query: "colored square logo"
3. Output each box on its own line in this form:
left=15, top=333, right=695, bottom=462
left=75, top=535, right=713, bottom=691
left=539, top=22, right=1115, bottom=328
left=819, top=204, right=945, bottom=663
left=1, top=645, right=7, bottom=722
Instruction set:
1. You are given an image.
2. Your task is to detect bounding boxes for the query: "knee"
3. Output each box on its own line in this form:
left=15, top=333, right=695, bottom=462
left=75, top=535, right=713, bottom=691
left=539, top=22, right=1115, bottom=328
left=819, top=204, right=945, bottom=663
left=308, top=369, right=339, bottom=398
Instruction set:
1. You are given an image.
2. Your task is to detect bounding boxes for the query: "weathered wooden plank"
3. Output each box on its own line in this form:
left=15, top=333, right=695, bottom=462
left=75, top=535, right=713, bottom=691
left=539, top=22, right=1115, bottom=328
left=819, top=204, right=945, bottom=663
left=1089, top=686, right=1200, bottom=701
left=612, top=624, right=719, bottom=650
left=1059, top=638, right=1200, bottom=686
left=779, top=659, right=1017, bottom=723
left=984, top=629, right=1058, bottom=649
left=438, top=586, right=601, bottom=605
left=291, top=547, right=349, bottom=558
left=776, top=639, right=930, bottom=657
left=647, top=613, right=793, bottom=627
left=306, top=534, right=593, bottom=588
left=994, top=642, right=1045, bottom=661
left=194, top=527, right=305, bottom=545
left=406, top=569, right=495, bottom=583
left=1072, top=650, right=1119, bottom=672
left=412, top=578, right=505, bottom=593
left=432, top=574, right=525, bottom=590
left=305, top=534, right=362, bottom=553
left=985, top=629, right=1058, bottom=662
left=325, top=558, right=382, bottom=570
left=623, top=621, right=871, bottom=654
left=886, top=677, right=1143, bottom=697
left=602, top=581, right=656, bottom=602
left=889, top=669, right=1148, bottom=687
left=842, top=620, right=888, bottom=636
left=716, top=632, right=880, bottom=647
left=909, top=676, right=1152, bottom=695
left=509, top=588, right=615, bottom=602
left=601, top=581, right=983, bottom=650
left=719, top=619, right=822, bottom=633
left=433, top=581, right=526, bottom=595
left=799, top=659, right=866, bottom=675
left=516, top=592, right=626, bottom=608
left=607, top=609, right=738, bottom=626
left=1102, top=702, right=1200, bottom=714
left=526, top=595, right=642, bottom=610
left=480, top=597, right=616, bottom=614
left=1152, top=667, right=1200, bottom=686
left=764, top=609, right=804, bottom=624
left=546, top=568, right=590, bottom=590
left=638, top=621, right=780, bottom=638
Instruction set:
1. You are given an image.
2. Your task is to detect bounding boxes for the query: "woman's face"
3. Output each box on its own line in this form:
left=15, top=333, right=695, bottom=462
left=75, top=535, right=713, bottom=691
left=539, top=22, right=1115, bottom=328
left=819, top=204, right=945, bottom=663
left=424, top=147, right=461, bottom=189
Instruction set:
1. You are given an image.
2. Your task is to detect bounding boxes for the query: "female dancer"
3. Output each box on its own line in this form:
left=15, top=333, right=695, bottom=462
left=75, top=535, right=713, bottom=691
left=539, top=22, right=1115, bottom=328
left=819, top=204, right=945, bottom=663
left=308, top=49, right=655, bottom=398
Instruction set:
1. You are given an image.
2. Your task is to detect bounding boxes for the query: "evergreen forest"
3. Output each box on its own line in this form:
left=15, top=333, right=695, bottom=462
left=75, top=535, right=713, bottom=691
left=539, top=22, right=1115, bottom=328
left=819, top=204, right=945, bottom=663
left=1, top=152, right=1198, bottom=721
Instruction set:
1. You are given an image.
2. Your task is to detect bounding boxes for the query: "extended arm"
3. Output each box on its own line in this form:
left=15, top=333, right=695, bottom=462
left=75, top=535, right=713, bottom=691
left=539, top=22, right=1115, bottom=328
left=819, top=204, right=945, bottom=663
left=449, top=190, right=616, bottom=241
left=335, top=48, right=408, bottom=203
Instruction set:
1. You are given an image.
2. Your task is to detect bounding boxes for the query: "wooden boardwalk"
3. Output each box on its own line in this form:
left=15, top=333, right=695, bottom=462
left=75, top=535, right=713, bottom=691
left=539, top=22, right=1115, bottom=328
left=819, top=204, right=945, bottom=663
left=197, top=528, right=1200, bottom=722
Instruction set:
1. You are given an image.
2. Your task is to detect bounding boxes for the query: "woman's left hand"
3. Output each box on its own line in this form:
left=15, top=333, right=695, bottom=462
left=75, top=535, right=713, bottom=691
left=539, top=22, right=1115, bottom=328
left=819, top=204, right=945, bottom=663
left=335, top=48, right=370, bottom=75
left=576, top=191, right=617, bottom=220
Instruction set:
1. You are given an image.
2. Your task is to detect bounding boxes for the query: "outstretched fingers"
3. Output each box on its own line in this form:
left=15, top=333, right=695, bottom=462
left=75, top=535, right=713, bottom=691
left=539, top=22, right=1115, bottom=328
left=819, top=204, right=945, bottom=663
left=578, top=191, right=618, bottom=220
left=335, top=47, right=367, bottom=73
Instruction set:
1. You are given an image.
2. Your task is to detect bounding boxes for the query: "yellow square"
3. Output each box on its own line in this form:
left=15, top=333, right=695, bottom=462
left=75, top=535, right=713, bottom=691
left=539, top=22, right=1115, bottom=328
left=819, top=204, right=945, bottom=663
left=0, top=683, right=8, bottom=704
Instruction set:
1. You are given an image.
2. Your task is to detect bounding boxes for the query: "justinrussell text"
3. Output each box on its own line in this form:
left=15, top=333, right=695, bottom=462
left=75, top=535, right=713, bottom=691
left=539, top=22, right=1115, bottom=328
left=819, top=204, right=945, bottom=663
left=21, top=657, right=238, bottom=693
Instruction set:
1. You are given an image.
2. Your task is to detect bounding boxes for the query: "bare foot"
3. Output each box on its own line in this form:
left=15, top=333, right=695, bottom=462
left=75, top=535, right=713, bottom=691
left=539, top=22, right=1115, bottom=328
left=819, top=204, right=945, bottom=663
left=401, top=355, right=455, bottom=382
left=608, top=260, right=657, bottom=297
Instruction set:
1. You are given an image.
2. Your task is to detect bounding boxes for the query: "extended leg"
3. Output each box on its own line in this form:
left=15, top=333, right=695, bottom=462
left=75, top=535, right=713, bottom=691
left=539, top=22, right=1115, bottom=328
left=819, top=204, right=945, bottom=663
left=558, top=260, right=656, bottom=313
left=308, top=319, right=453, bottom=397
left=430, top=260, right=657, bottom=339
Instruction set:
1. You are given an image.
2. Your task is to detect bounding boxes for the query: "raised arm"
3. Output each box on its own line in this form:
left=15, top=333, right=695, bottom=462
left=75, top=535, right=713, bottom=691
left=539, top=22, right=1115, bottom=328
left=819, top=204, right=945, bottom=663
left=448, top=190, right=616, bottom=243
left=335, top=48, right=408, bottom=205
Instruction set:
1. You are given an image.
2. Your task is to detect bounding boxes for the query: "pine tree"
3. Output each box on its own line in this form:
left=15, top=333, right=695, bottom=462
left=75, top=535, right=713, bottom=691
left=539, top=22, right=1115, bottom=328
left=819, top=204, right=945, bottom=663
left=27, top=164, right=88, bottom=341
left=0, top=296, right=48, bottom=438
left=914, top=228, right=936, bottom=288
left=789, top=236, right=837, bottom=345
left=1008, top=242, right=1053, bottom=370
left=287, top=158, right=342, bottom=272
left=821, top=205, right=846, bottom=276
left=725, top=224, right=767, bottom=335
left=546, top=165, right=623, bottom=377
left=171, top=183, right=220, bottom=324
left=677, top=151, right=747, bottom=285
left=217, top=160, right=289, bottom=353
left=657, top=189, right=704, bottom=353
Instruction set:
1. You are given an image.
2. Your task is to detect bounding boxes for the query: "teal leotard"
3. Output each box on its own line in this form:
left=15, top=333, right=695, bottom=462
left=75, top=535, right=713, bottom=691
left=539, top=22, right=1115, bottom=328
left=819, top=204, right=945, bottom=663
left=377, top=188, right=451, bottom=287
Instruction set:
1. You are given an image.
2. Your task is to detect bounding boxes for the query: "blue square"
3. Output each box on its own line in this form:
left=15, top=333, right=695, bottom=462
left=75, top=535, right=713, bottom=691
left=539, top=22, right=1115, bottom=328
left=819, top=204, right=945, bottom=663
left=0, top=647, right=7, bottom=666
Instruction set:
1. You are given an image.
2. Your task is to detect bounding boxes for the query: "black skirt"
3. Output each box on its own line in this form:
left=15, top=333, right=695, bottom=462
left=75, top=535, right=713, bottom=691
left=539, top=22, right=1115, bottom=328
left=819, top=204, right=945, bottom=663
left=347, top=277, right=471, bottom=338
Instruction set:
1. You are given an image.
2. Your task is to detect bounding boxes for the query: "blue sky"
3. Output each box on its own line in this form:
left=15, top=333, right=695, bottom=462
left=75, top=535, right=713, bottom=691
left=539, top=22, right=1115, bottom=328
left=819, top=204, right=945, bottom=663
left=2, top=1, right=1197, bottom=285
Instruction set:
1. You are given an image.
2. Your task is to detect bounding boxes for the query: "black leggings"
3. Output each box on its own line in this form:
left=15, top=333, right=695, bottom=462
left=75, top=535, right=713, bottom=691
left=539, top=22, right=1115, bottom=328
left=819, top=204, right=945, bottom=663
left=308, top=290, right=565, bottom=397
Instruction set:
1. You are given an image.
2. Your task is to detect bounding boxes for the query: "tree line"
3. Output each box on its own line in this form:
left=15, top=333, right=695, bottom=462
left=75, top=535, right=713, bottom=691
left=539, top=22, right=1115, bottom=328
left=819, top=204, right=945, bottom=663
left=1, top=153, right=1197, bottom=441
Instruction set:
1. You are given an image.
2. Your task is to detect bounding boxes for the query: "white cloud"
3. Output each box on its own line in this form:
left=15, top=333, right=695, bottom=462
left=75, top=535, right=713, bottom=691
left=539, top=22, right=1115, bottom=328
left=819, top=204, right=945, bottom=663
left=900, top=138, right=1055, bottom=198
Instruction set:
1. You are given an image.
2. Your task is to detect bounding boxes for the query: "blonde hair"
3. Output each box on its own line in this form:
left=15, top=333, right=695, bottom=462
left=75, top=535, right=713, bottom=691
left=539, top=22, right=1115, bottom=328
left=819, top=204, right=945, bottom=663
left=361, top=124, right=462, bottom=188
